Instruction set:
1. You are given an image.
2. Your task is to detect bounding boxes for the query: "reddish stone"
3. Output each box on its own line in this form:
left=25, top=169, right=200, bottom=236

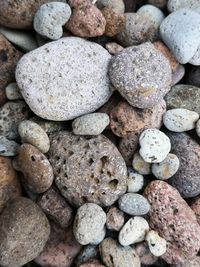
left=191, top=197, right=200, bottom=225
left=106, top=206, right=124, bottom=231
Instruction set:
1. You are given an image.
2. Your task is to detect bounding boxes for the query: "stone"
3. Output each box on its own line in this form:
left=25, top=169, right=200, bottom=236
left=18, top=120, right=50, bottom=153
left=132, top=151, right=151, bottom=175
left=163, top=108, right=199, bottom=132
left=167, top=132, right=200, bottom=198
left=13, top=144, right=54, bottom=194
left=160, top=9, right=200, bottom=64
left=168, top=0, right=200, bottom=13
left=0, top=136, right=20, bottom=156
left=0, top=157, right=21, bottom=213
left=118, top=193, right=150, bottom=216
left=73, top=203, right=106, bottom=245
left=66, top=0, right=106, bottom=37
left=171, top=257, right=200, bottom=267
left=191, top=197, right=200, bottom=225
left=5, top=83, right=22, bottom=100
left=105, top=42, right=124, bottom=55
left=145, top=230, right=167, bottom=257
left=119, top=217, right=149, bottom=246
left=99, top=238, right=141, bottom=267
left=186, top=66, right=200, bottom=87
left=139, top=129, right=171, bottom=163
left=144, top=180, right=200, bottom=265
left=148, top=0, right=167, bottom=8
left=49, top=131, right=127, bottom=207
left=91, top=227, right=106, bottom=245
left=16, top=37, right=112, bottom=121
left=0, top=101, right=29, bottom=140
left=172, top=64, right=185, bottom=86
left=135, top=242, right=157, bottom=265
left=97, top=0, right=125, bottom=14
left=0, top=197, right=50, bottom=267
left=152, top=153, right=180, bottom=180
left=72, top=113, right=110, bottom=136
left=37, top=187, right=73, bottom=228
left=137, top=4, right=165, bottom=27
left=127, top=167, right=144, bottom=193
left=34, top=2, right=71, bottom=40
left=196, top=119, right=200, bottom=137
left=31, top=116, right=63, bottom=134
left=165, top=84, right=200, bottom=114
left=189, top=44, right=200, bottom=65
left=35, top=223, right=82, bottom=267
left=78, top=260, right=105, bottom=267
left=106, top=206, right=125, bottom=231
left=75, top=245, right=99, bottom=267
left=109, top=42, right=171, bottom=109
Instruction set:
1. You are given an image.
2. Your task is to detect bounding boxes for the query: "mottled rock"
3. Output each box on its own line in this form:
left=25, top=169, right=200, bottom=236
left=168, top=0, right=200, bottom=13
left=135, top=242, right=157, bottom=265
left=191, top=197, right=200, bottom=225
left=97, top=0, right=125, bottom=14
left=75, top=245, right=99, bottom=267
left=106, top=206, right=124, bottom=231
left=105, top=42, right=124, bottom=55
left=127, top=167, right=144, bottom=193
left=145, top=230, right=167, bottom=257
left=132, top=151, right=151, bottom=175
left=31, top=116, right=63, bottom=134
left=5, top=83, right=22, bottom=100
left=172, top=64, right=185, bottom=86
left=79, top=260, right=105, bottom=267
left=0, top=136, right=19, bottom=156
left=171, top=256, right=200, bottom=267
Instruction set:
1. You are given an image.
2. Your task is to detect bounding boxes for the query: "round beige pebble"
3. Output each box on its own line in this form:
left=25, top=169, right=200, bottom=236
left=127, top=167, right=144, bottom=193
left=132, top=151, right=151, bottom=175
left=5, top=83, right=23, bottom=100
left=145, top=230, right=167, bottom=257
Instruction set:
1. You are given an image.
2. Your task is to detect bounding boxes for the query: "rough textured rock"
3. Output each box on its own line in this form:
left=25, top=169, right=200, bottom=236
left=0, top=197, right=50, bottom=267
left=144, top=180, right=200, bottom=265
left=171, top=256, right=200, bottom=267
left=127, top=167, right=144, bottom=193
left=49, top=131, right=127, bottom=207
left=97, top=0, right=125, bottom=14
left=168, top=0, right=200, bottom=13
left=75, top=245, right=99, bottom=267
left=132, top=151, right=151, bottom=175
left=105, top=42, right=124, bottom=55
left=191, top=197, right=200, bottom=225
left=106, top=206, right=125, bottom=231
left=145, top=230, right=167, bottom=257
left=135, top=242, right=157, bottom=265
left=78, top=260, right=105, bottom=267
left=5, top=83, right=22, bottom=100
left=0, top=136, right=20, bottom=156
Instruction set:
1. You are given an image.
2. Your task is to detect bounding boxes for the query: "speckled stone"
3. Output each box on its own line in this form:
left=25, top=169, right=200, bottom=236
left=97, top=0, right=125, bottom=14
left=49, top=131, right=127, bottom=207
left=132, top=151, right=151, bottom=175
left=135, top=242, right=157, bottom=265
left=75, top=245, right=99, bottom=267
left=186, top=66, right=200, bottom=87
left=30, top=116, right=63, bottom=134
left=16, top=37, right=112, bottom=121
left=145, top=230, right=167, bottom=257
left=109, top=42, right=172, bottom=109
left=191, top=197, right=200, bottom=225
left=171, top=256, right=200, bottom=267
left=105, top=42, right=124, bottom=55
left=171, top=64, right=185, bottom=86
left=127, top=167, right=144, bottom=193
left=168, top=0, right=200, bottom=13
left=137, top=4, right=165, bottom=27
left=0, top=136, right=20, bottom=156
left=106, top=206, right=124, bottom=231
left=5, top=83, right=22, bottom=100
left=144, top=180, right=200, bottom=265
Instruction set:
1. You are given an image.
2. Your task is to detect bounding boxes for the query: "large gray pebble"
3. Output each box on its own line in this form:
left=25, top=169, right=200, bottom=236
left=137, top=4, right=165, bottom=26
left=16, top=37, right=112, bottom=121
left=160, top=9, right=200, bottom=64
left=118, top=193, right=150, bottom=216
left=168, top=0, right=200, bottom=13
left=5, top=83, right=23, bottom=100
left=0, top=136, right=19, bottom=156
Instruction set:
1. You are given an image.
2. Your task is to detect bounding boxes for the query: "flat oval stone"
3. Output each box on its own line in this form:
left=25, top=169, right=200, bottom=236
left=16, top=37, right=112, bottom=121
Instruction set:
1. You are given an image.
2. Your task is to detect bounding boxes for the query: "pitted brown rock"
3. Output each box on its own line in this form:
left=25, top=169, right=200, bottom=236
left=48, top=131, right=127, bottom=207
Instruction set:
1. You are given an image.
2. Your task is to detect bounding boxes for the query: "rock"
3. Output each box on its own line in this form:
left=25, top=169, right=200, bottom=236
left=97, top=0, right=125, bottom=14
left=186, top=66, right=200, bottom=87
left=137, top=4, right=165, bottom=27
left=99, top=238, right=141, bottom=267
left=35, top=223, right=82, bottom=267
left=0, top=157, right=21, bottom=213
left=31, top=116, right=63, bottom=134
left=152, top=153, right=180, bottom=180
left=34, top=2, right=71, bottom=40
left=118, top=193, right=150, bottom=216
left=144, top=180, right=200, bottom=264
left=135, top=242, right=157, bottom=265
left=106, top=206, right=125, bottom=231
left=160, top=9, right=200, bottom=64
left=105, top=42, right=124, bottom=55
left=0, top=136, right=20, bottom=156
left=171, top=256, right=200, bottom=267
left=0, top=197, right=50, bottom=267
left=139, top=129, right=171, bottom=163
left=165, top=84, right=200, bottom=114
left=37, top=187, right=73, bottom=228
left=109, top=42, right=171, bottom=109
left=196, top=119, right=200, bottom=137
left=49, top=131, right=127, bottom=207
left=18, top=120, right=50, bottom=153
left=0, top=101, right=29, bottom=140
left=91, top=227, right=106, bottom=245
left=119, top=217, right=149, bottom=246
left=72, top=113, right=110, bottom=135
left=73, top=203, right=106, bottom=245
left=127, top=167, right=144, bottom=193
left=148, top=0, right=167, bottom=8
left=145, top=230, right=167, bottom=257
left=167, top=132, right=200, bottom=198
left=191, top=197, right=200, bottom=225
left=189, top=44, right=200, bottom=65
left=66, top=0, right=106, bottom=37
left=5, top=83, right=22, bottom=100
left=13, top=144, right=54, bottom=194
left=16, top=37, right=112, bottom=121
left=172, top=64, right=185, bottom=86
left=75, top=245, right=99, bottom=267
left=132, top=151, right=151, bottom=175
left=163, top=108, right=199, bottom=132
left=168, top=0, right=200, bottom=13
left=0, top=26, right=38, bottom=51
left=78, top=260, right=105, bottom=267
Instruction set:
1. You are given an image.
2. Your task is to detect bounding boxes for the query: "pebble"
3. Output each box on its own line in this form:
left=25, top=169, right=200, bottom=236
left=0, top=26, right=38, bottom=51
left=0, top=157, right=21, bottom=213
left=73, top=203, right=106, bottom=245
left=144, top=180, right=200, bottom=264
left=196, top=119, right=200, bottom=137
left=16, top=37, right=111, bottom=121
left=72, top=113, right=110, bottom=135
left=91, top=227, right=106, bottom=245
left=127, top=167, right=144, bottom=193
left=139, top=129, right=171, bottom=163
left=105, top=42, right=124, bottom=55
left=34, top=2, right=71, bottom=40
left=165, top=84, right=200, bottom=114
left=13, top=144, right=54, bottom=194
left=167, top=132, right=200, bottom=198
left=0, top=136, right=20, bottom=156
left=118, top=193, right=150, bottom=216
left=152, top=153, right=180, bottom=180
left=0, top=101, right=29, bottom=140
left=137, top=4, right=165, bottom=26
left=148, top=0, right=167, bottom=8
left=119, top=217, right=149, bottom=246
left=132, top=151, right=151, bottom=175
left=189, top=44, right=200, bottom=65
left=37, top=187, right=73, bottom=228
left=35, top=223, right=82, bottom=267
left=78, top=260, right=105, bottom=267
left=0, top=197, right=50, bottom=267
left=145, top=230, right=167, bottom=257
left=66, top=0, right=106, bottom=37
left=99, top=238, right=141, bottom=267
left=97, top=0, right=125, bottom=14
left=75, top=245, right=99, bottom=267
left=18, top=120, right=50, bottom=153
left=49, top=131, right=127, bottom=207
left=186, top=66, right=200, bottom=87
left=135, top=242, right=158, bottom=265
left=109, top=42, right=172, bottom=109
left=5, top=83, right=22, bottom=100
left=168, top=0, right=200, bottom=13
left=30, top=116, right=63, bottom=134
left=191, top=197, right=200, bottom=225
left=106, top=206, right=125, bottom=231
left=171, top=256, right=200, bottom=267
left=171, top=64, right=185, bottom=86
left=160, top=9, right=200, bottom=64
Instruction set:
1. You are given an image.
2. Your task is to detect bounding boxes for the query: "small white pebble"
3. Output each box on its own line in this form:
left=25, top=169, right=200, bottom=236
left=5, top=83, right=23, bottom=100
left=132, top=151, right=151, bottom=175
left=127, top=167, right=144, bottom=193
left=145, top=230, right=167, bottom=257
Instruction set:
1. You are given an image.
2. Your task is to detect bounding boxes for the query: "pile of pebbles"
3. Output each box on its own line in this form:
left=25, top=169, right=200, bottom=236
left=0, top=0, right=200, bottom=267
